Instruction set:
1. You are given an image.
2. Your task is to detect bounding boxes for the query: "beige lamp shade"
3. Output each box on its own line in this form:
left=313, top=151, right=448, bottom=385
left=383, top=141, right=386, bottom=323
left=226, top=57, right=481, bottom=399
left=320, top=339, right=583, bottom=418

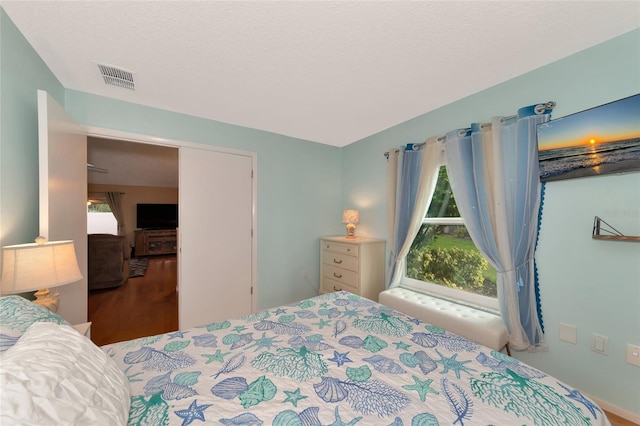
left=342, top=210, right=360, bottom=238
left=1, top=239, right=82, bottom=294
left=341, top=210, right=360, bottom=225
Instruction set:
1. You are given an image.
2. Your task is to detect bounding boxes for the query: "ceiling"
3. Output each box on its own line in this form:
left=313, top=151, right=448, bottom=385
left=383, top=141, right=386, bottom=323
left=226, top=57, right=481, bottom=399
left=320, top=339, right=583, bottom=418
left=87, top=137, right=178, bottom=188
left=4, top=1, right=639, bottom=149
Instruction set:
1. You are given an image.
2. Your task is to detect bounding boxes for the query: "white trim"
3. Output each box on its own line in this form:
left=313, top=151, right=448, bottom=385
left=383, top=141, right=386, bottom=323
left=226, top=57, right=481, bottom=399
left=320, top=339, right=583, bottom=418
left=422, top=217, right=464, bottom=225
left=85, top=125, right=255, bottom=158
left=84, top=125, right=258, bottom=316
left=586, top=393, right=640, bottom=424
left=37, top=91, right=50, bottom=239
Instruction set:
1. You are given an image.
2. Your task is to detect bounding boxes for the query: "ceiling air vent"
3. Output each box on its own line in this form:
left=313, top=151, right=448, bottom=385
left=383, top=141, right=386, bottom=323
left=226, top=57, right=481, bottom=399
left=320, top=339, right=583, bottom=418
left=96, top=63, right=135, bottom=90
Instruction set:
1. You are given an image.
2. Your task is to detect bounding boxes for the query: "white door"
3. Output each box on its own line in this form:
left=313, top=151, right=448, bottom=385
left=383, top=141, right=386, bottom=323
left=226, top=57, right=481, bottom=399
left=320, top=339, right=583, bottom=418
left=179, top=146, right=254, bottom=328
left=38, top=90, right=88, bottom=325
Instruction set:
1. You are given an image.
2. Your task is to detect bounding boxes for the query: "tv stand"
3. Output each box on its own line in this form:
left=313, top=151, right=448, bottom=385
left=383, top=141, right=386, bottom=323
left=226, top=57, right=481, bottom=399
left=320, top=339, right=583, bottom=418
left=134, top=229, right=177, bottom=256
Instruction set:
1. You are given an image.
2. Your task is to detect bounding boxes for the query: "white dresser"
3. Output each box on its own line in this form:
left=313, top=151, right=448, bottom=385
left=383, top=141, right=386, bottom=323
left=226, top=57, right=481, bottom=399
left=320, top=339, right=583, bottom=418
left=320, top=236, right=385, bottom=301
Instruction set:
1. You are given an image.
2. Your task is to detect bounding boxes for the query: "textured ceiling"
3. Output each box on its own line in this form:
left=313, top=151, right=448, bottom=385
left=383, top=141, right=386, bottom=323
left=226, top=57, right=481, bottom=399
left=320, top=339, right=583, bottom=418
left=3, top=1, right=639, bottom=147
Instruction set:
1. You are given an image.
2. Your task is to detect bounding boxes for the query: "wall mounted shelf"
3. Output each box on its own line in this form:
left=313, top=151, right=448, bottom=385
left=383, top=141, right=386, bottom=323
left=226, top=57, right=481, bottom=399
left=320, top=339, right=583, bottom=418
left=592, top=216, right=640, bottom=242
left=592, top=235, right=640, bottom=242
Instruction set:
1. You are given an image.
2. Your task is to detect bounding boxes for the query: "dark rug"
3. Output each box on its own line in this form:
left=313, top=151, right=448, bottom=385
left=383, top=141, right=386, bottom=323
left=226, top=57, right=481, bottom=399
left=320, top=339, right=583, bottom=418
left=129, top=257, right=150, bottom=278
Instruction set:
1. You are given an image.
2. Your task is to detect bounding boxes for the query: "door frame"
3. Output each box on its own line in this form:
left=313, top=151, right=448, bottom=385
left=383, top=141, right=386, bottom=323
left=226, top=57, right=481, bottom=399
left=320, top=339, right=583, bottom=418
left=84, top=125, right=258, bottom=320
left=38, top=90, right=88, bottom=324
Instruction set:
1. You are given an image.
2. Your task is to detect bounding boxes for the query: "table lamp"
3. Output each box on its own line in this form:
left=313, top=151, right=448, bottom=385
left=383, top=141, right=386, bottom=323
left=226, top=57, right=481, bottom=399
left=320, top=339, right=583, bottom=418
left=1, top=237, right=82, bottom=313
left=342, top=210, right=360, bottom=239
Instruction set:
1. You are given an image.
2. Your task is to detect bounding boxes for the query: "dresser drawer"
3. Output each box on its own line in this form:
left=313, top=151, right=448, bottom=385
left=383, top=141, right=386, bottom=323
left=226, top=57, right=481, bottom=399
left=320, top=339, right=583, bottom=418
left=319, top=236, right=385, bottom=301
left=323, top=264, right=358, bottom=287
left=323, top=250, right=358, bottom=272
left=321, top=277, right=359, bottom=295
left=322, top=241, right=359, bottom=257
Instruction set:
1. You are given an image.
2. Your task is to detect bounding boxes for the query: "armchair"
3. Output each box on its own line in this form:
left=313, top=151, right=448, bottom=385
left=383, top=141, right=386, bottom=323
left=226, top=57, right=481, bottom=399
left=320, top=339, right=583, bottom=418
left=88, top=234, right=130, bottom=291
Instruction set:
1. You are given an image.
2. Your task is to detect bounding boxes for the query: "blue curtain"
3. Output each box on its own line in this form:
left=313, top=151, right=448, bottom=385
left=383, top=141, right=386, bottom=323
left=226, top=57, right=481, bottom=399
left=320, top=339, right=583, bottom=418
left=387, top=139, right=443, bottom=288
left=444, top=103, right=552, bottom=351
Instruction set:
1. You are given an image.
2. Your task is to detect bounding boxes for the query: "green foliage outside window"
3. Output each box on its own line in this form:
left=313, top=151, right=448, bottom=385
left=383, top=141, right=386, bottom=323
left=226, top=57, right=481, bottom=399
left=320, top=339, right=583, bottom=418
left=407, top=243, right=496, bottom=297
left=412, top=167, right=459, bottom=249
left=427, top=167, right=459, bottom=217
left=88, top=203, right=112, bottom=213
left=407, top=167, right=497, bottom=298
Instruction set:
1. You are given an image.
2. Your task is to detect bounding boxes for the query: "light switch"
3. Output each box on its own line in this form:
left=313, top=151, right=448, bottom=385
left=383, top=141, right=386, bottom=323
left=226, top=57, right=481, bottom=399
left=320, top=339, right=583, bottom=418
left=594, top=337, right=604, bottom=352
left=591, top=334, right=608, bottom=355
left=559, top=323, right=577, bottom=344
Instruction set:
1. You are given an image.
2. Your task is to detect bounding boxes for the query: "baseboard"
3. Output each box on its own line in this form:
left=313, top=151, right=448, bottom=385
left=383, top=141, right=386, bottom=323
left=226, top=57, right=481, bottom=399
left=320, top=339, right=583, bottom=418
left=587, top=393, right=640, bottom=425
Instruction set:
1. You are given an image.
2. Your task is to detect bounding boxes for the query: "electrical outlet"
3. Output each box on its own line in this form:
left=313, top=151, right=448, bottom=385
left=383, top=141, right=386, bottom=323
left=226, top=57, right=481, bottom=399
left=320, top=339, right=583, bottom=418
left=303, top=271, right=309, bottom=279
left=627, top=344, right=640, bottom=367
left=559, top=323, right=577, bottom=344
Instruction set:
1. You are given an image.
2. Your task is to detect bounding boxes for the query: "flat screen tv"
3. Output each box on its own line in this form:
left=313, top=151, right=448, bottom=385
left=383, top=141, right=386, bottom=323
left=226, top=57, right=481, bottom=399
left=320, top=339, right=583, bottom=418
left=136, top=203, right=178, bottom=229
left=537, top=94, right=640, bottom=182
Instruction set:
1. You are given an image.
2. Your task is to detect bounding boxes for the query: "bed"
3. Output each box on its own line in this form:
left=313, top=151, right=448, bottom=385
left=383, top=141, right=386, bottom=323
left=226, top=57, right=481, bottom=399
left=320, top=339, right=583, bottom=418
left=1, top=292, right=609, bottom=425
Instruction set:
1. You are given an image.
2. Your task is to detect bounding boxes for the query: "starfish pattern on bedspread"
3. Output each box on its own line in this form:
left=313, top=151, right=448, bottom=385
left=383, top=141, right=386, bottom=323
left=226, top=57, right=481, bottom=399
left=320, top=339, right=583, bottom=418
left=173, top=400, right=211, bottom=426
left=402, top=375, right=439, bottom=402
left=78, top=291, right=611, bottom=426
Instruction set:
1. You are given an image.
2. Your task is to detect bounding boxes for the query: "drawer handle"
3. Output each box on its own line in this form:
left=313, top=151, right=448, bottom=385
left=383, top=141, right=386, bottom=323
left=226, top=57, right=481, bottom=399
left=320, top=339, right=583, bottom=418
left=333, top=258, right=342, bottom=264
left=333, top=273, right=343, bottom=279
left=347, top=248, right=351, bottom=252
left=333, top=286, right=342, bottom=291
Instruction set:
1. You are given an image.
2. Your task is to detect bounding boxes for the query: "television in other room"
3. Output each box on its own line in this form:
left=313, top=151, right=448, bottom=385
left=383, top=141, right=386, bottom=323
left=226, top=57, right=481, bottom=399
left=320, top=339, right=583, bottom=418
left=136, top=204, right=178, bottom=229
left=537, top=94, right=640, bottom=182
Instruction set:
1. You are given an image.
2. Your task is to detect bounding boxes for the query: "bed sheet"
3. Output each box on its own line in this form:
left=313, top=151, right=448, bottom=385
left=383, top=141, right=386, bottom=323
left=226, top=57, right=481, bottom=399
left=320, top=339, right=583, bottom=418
left=102, top=291, right=609, bottom=426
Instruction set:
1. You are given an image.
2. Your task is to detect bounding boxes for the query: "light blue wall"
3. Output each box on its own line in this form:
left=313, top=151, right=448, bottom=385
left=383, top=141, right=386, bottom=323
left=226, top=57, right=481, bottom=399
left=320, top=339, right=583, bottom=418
left=63, top=90, right=343, bottom=310
left=0, top=8, right=65, bottom=248
left=342, top=29, right=640, bottom=413
left=3, top=4, right=639, bottom=413
left=0, top=6, right=343, bottom=312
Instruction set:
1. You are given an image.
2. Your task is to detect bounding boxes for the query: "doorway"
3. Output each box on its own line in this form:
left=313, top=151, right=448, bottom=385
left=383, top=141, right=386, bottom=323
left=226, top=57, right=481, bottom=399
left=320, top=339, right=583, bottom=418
left=40, top=92, right=257, bottom=338
left=87, top=136, right=179, bottom=344
left=84, top=128, right=258, bottom=332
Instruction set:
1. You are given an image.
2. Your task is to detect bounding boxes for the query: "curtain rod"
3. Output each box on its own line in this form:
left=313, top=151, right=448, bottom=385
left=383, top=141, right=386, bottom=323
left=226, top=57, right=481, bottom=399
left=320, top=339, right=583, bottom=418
left=384, top=133, right=456, bottom=159
left=383, top=101, right=556, bottom=158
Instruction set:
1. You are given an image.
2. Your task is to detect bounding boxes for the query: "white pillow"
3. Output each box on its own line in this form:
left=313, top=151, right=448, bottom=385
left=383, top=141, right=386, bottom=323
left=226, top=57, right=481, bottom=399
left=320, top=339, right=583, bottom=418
left=0, top=322, right=130, bottom=425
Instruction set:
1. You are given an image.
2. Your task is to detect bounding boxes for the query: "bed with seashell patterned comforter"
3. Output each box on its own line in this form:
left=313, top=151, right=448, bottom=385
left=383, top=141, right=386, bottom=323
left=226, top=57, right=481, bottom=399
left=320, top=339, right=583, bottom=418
left=100, top=291, right=609, bottom=426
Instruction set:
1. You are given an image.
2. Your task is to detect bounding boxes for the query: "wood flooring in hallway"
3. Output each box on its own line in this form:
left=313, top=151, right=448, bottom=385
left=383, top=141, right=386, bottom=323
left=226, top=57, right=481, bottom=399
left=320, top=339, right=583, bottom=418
left=88, top=255, right=178, bottom=346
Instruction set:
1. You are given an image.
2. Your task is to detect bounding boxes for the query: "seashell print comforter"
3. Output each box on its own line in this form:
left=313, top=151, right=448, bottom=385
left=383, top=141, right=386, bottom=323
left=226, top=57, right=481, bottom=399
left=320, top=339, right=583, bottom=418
left=102, top=291, right=610, bottom=426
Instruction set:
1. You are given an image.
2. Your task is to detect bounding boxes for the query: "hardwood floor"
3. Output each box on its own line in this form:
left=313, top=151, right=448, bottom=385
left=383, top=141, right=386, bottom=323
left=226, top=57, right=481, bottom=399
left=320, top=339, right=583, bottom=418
left=88, top=255, right=178, bottom=346
left=606, top=411, right=639, bottom=426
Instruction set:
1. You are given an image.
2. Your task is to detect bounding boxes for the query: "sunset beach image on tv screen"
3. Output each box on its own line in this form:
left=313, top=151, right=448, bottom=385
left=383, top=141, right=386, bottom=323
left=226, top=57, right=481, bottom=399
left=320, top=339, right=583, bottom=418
left=536, top=94, right=640, bottom=182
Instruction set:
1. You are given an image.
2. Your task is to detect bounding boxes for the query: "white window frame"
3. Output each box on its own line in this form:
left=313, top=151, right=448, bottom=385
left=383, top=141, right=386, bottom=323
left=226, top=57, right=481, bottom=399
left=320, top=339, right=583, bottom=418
left=400, top=173, right=499, bottom=313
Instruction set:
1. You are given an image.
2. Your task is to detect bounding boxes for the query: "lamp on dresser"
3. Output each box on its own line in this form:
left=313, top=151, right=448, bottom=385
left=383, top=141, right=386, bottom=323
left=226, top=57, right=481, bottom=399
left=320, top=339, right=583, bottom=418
left=1, top=237, right=82, bottom=313
left=342, top=210, right=360, bottom=239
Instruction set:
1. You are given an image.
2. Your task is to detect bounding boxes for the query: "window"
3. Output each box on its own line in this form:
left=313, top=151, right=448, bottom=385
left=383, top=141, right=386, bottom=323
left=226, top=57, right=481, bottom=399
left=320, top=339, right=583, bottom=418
left=87, top=201, right=117, bottom=235
left=403, top=166, right=498, bottom=311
